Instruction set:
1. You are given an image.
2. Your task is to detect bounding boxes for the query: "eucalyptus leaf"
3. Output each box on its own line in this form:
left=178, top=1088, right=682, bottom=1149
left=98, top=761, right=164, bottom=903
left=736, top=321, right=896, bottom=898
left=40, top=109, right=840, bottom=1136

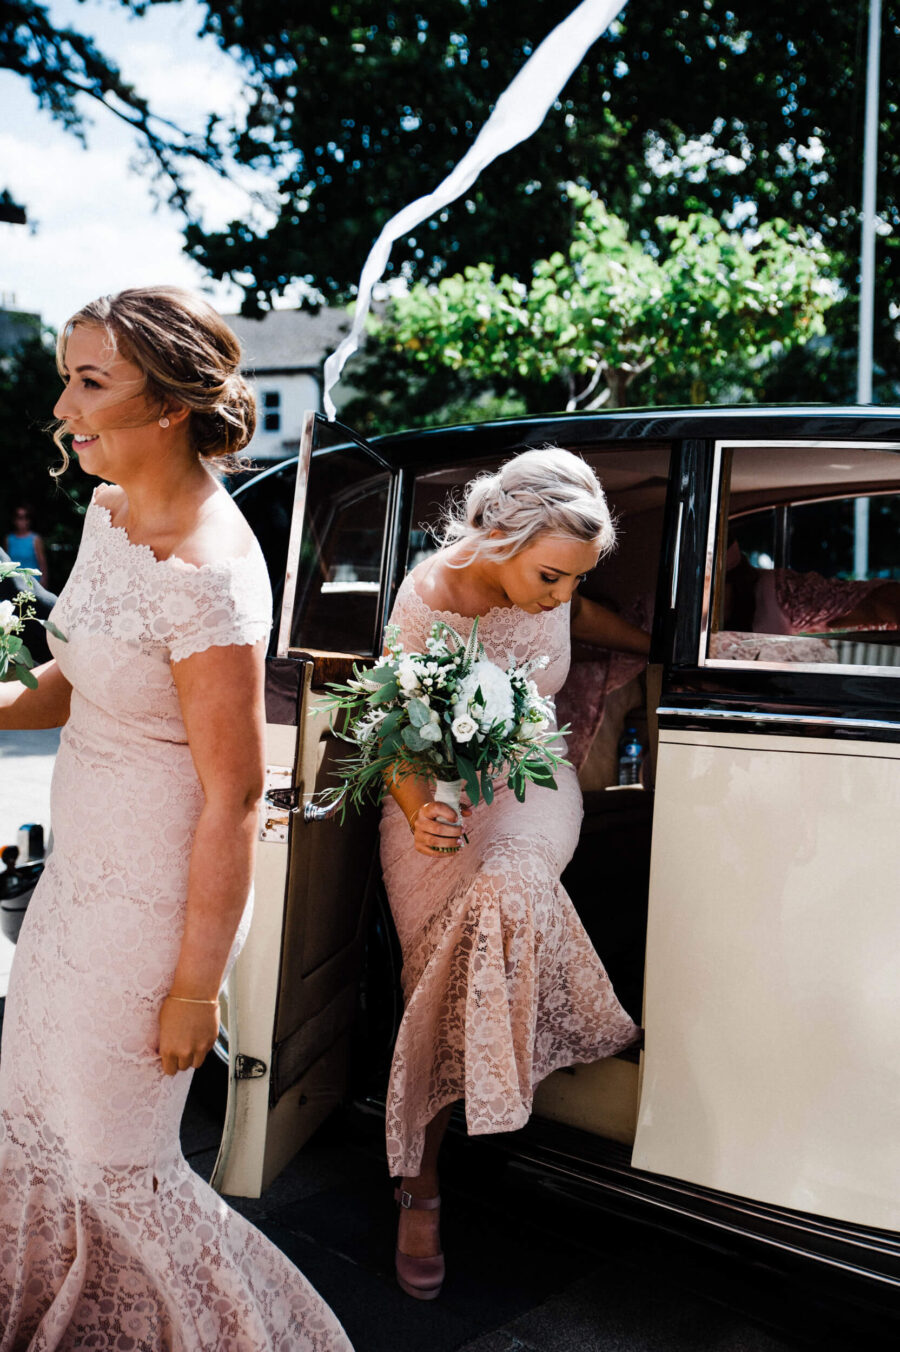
left=39, top=619, right=67, bottom=642
left=407, top=697, right=432, bottom=728
left=455, top=754, right=480, bottom=806
left=379, top=708, right=403, bottom=736
left=15, top=663, right=38, bottom=690
left=369, top=663, right=397, bottom=684
left=401, top=724, right=428, bottom=752
left=379, top=731, right=402, bottom=756
left=369, top=680, right=399, bottom=704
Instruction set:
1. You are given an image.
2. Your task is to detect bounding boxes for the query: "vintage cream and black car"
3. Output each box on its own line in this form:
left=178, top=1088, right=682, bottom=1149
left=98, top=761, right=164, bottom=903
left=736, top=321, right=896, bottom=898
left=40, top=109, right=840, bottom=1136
left=174, top=408, right=900, bottom=1303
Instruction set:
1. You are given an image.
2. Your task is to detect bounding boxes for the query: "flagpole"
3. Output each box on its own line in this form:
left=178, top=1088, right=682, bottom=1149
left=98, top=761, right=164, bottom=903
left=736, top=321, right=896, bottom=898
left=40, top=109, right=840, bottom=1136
left=854, top=0, right=881, bottom=576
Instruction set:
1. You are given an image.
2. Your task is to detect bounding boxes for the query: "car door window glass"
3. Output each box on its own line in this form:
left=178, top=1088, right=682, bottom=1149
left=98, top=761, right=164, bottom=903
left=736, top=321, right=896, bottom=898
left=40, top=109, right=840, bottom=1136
left=707, top=445, right=900, bottom=670
left=291, top=445, right=391, bottom=656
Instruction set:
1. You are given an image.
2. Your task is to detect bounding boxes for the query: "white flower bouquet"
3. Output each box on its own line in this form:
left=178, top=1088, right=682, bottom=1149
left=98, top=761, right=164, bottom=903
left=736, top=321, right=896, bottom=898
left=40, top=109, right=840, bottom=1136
left=0, top=564, right=65, bottom=689
left=318, top=618, right=569, bottom=819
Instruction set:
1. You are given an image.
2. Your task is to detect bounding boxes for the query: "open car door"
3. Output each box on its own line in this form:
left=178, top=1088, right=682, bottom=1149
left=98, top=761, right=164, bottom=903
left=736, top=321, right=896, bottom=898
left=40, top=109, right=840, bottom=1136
left=212, top=412, right=402, bottom=1198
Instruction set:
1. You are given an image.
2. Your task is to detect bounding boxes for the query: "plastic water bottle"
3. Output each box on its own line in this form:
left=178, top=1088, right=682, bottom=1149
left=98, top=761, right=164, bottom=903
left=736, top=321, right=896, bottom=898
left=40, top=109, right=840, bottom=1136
left=617, top=726, right=644, bottom=786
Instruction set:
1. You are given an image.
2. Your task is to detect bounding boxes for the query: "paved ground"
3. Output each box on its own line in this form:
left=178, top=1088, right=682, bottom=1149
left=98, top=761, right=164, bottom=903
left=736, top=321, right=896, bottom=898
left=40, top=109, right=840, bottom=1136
left=1, top=729, right=898, bottom=1350
left=178, top=1070, right=892, bottom=1352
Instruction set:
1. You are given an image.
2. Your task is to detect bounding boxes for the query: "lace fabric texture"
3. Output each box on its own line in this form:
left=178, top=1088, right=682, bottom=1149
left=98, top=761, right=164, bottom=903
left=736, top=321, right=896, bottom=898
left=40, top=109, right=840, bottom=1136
left=380, top=573, right=639, bottom=1177
left=0, top=496, right=351, bottom=1351
left=772, top=568, right=888, bottom=634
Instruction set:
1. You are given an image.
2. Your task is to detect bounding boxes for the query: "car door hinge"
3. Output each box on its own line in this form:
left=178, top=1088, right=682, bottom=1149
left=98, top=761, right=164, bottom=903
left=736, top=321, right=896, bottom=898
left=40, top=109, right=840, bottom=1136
left=234, top=1054, right=268, bottom=1080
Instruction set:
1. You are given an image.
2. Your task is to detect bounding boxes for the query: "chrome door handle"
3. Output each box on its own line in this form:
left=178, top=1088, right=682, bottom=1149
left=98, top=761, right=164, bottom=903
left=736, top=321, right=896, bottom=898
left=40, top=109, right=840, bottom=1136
left=264, top=786, right=346, bottom=820
left=303, top=794, right=346, bottom=822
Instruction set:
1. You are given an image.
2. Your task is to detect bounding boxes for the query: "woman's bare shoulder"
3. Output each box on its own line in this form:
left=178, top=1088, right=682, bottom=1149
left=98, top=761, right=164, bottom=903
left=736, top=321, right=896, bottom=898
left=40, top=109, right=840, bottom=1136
left=409, top=553, right=461, bottom=611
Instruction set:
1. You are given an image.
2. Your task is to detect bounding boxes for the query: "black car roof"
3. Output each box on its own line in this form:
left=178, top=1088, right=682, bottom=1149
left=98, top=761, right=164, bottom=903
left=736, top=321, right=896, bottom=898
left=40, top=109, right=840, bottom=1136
left=234, top=405, right=900, bottom=495
left=373, top=405, right=900, bottom=468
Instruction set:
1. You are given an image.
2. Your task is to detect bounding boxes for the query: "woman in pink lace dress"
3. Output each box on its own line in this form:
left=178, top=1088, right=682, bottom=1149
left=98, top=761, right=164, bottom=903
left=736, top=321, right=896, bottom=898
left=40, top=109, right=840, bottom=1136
left=380, top=449, right=649, bottom=1300
left=0, top=289, right=351, bottom=1350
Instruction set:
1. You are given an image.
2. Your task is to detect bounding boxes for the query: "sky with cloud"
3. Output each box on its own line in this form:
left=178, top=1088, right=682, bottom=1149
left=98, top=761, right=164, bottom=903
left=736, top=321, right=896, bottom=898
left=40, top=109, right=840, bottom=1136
left=0, top=0, right=276, bottom=329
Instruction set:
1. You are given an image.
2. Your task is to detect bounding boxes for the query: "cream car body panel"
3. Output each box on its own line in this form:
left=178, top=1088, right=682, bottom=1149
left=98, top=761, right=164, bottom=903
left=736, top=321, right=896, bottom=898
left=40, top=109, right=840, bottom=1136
left=633, top=727, right=900, bottom=1231
left=212, top=722, right=301, bottom=1197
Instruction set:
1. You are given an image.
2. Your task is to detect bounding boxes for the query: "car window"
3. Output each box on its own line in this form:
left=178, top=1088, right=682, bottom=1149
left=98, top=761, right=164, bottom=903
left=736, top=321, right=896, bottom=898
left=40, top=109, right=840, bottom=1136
left=706, top=444, right=900, bottom=671
left=290, top=444, right=391, bottom=656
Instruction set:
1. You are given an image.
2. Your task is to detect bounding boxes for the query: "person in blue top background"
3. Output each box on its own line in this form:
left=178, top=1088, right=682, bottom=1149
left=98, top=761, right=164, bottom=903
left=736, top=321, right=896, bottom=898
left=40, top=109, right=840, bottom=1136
left=5, top=504, right=48, bottom=587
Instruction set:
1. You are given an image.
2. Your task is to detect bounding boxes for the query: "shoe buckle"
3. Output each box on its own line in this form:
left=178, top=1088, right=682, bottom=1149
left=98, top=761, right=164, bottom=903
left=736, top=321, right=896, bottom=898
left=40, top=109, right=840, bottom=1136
left=399, top=1189, right=414, bottom=1209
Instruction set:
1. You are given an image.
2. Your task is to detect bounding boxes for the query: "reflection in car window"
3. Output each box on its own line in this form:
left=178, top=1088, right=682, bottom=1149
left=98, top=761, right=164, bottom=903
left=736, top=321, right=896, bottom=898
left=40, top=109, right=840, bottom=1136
left=291, top=446, right=391, bottom=655
left=708, top=445, right=900, bottom=670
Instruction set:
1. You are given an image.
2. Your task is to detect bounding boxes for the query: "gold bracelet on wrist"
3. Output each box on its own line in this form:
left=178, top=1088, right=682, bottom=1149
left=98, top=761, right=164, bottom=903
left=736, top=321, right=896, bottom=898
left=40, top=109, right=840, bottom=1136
left=166, top=994, right=219, bottom=1006
left=406, top=805, right=424, bottom=834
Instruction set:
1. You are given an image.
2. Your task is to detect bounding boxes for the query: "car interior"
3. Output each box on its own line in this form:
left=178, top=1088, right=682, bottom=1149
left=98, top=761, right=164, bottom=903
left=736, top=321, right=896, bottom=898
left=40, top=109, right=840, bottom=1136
left=709, top=444, right=900, bottom=668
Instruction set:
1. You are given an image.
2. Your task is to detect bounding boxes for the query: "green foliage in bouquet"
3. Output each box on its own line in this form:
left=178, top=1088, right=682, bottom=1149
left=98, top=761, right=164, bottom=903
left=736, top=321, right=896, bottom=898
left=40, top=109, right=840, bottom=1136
left=317, top=618, right=569, bottom=816
left=0, top=563, right=66, bottom=688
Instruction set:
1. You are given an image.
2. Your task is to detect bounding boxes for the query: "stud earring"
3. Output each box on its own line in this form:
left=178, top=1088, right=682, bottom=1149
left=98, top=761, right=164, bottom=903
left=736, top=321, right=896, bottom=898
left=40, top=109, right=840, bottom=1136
left=159, top=416, right=170, bottom=429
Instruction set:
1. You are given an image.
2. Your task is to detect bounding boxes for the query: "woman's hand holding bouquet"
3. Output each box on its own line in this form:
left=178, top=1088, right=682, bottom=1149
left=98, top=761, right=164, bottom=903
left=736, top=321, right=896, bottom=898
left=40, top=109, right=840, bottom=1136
left=318, top=618, right=569, bottom=853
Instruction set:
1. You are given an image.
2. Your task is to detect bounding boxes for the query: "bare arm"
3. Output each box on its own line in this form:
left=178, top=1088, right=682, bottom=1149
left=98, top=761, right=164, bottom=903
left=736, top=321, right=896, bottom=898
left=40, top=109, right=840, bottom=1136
left=0, top=659, right=71, bottom=730
left=34, top=536, right=49, bottom=588
left=570, top=594, right=651, bottom=656
left=160, top=640, right=266, bottom=1075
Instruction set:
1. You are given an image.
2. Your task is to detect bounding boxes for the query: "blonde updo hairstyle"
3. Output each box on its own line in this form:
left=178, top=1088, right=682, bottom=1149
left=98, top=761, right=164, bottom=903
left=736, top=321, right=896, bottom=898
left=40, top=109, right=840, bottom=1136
left=441, top=446, right=616, bottom=566
left=53, top=286, right=256, bottom=474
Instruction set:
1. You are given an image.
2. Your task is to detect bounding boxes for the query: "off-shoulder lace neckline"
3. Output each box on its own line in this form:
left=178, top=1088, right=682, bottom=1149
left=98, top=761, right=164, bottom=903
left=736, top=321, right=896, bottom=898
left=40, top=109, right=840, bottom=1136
left=92, top=499, right=257, bottom=574
left=404, top=570, right=566, bottom=626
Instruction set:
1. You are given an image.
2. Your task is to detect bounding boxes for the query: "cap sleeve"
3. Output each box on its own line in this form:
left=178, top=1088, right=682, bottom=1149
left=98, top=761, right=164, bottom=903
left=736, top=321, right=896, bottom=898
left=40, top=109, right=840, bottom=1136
left=165, top=549, right=273, bottom=663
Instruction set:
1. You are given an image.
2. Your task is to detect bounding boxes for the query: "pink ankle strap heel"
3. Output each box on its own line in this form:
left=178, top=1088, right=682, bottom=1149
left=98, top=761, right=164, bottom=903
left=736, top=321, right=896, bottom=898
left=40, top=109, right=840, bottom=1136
left=394, top=1187, right=445, bottom=1300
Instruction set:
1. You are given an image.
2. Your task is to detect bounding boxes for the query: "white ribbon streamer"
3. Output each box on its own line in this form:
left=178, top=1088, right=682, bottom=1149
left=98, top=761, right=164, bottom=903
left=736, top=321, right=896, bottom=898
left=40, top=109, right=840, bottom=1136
left=323, top=0, right=627, bottom=419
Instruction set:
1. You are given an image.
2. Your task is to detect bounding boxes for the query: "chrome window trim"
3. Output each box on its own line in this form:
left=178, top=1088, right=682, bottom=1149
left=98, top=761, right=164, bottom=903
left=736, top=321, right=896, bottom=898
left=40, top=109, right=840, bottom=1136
left=699, top=437, right=900, bottom=676
left=703, top=656, right=900, bottom=677
left=669, top=499, right=684, bottom=609
left=276, top=411, right=316, bottom=659
left=658, top=706, right=900, bottom=734
left=277, top=413, right=398, bottom=661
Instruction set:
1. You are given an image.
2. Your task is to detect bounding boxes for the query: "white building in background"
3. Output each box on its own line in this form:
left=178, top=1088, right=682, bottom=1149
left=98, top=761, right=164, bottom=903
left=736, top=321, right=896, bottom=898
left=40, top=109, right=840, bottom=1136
left=223, top=308, right=352, bottom=461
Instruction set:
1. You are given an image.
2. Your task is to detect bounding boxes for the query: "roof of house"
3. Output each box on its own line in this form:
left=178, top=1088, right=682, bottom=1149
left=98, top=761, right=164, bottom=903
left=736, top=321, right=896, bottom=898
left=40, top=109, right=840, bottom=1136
left=224, top=307, right=351, bottom=373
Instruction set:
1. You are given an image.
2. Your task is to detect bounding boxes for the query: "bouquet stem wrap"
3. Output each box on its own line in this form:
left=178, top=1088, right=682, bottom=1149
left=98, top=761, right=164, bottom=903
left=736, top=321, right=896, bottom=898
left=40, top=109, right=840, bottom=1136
left=433, top=777, right=465, bottom=824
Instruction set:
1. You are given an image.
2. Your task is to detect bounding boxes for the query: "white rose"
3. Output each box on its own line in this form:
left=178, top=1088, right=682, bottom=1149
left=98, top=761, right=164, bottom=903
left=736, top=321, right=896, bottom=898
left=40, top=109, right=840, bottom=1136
left=517, top=718, right=549, bottom=742
left=451, top=715, right=478, bottom=743
left=0, top=600, right=19, bottom=636
left=397, top=658, right=421, bottom=694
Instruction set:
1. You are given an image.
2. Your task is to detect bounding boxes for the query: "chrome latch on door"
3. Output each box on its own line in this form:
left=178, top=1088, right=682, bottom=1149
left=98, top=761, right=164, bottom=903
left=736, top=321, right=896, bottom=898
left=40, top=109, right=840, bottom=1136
left=259, top=765, right=298, bottom=842
left=265, top=787, right=301, bottom=812
left=234, top=1054, right=267, bottom=1080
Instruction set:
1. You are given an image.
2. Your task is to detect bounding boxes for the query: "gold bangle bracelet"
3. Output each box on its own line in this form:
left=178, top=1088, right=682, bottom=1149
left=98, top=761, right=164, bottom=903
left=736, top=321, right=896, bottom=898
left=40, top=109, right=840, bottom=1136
left=406, top=805, right=424, bottom=834
left=166, top=995, right=219, bottom=1006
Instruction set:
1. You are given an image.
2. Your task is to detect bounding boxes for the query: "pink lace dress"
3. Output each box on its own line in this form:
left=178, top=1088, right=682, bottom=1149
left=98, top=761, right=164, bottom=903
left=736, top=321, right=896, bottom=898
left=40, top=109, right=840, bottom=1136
left=0, top=496, right=351, bottom=1351
left=380, top=573, right=639, bottom=1178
